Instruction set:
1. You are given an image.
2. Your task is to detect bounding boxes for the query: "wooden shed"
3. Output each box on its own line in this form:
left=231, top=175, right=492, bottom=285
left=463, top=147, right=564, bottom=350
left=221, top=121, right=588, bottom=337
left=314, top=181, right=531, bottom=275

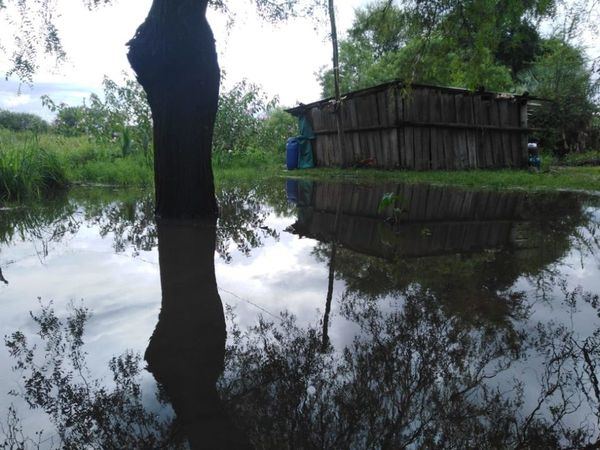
left=286, top=82, right=530, bottom=170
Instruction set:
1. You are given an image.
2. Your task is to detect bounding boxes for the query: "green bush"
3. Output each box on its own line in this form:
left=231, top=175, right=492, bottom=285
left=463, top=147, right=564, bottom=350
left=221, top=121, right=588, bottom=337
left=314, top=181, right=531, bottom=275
left=256, top=108, right=297, bottom=155
left=42, top=75, right=153, bottom=156
left=212, top=81, right=294, bottom=168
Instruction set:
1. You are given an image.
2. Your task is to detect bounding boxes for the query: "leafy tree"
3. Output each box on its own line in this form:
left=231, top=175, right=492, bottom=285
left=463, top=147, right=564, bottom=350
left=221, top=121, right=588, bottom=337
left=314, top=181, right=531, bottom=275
left=255, top=108, right=297, bottom=155
left=0, top=109, right=49, bottom=133
left=319, top=0, right=555, bottom=96
left=101, top=75, right=153, bottom=156
left=520, top=39, right=600, bottom=154
left=213, top=80, right=276, bottom=157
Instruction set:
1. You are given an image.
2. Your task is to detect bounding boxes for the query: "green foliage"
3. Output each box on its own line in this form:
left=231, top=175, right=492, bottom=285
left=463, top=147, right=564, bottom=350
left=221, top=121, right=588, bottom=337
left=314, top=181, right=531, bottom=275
left=213, top=81, right=294, bottom=168
left=556, top=150, right=600, bottom=166
left=42, top=75, right=153, bottom=157
left=101, top=76, right=153, bottom=156
left=213, top=80, right=272, bottom=155
left=0, top=128, right=154, bottom=199
left=0, top=130, right=68, bottom=200
left=377, top=192, right=404, bottom=222
left=0, top=109, right=49, bottom=133
left=40, top=76, right=291, bottom=172
left=519, top=39, right=599, bottom=154
left=256, top=108, right=297, bottom=154
left=318, top=0, right=553, bottom=96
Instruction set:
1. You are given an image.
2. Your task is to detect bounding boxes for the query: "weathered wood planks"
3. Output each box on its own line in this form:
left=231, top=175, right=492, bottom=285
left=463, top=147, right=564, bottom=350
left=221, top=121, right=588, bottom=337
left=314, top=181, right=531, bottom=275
left=289, top=82, right=529, bottom=170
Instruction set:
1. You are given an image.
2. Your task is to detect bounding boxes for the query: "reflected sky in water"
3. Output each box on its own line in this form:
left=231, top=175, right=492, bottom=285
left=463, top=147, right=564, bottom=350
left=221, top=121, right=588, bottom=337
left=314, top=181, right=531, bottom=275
left=0, top=180, right=599, bottom=448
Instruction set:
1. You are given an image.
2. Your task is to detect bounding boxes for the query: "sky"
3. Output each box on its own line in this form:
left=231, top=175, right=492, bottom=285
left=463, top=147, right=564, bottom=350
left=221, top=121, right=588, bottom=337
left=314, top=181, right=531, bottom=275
left=1, top=0, right=598, bottom=121
left=0, top=0, right=368, bottom=120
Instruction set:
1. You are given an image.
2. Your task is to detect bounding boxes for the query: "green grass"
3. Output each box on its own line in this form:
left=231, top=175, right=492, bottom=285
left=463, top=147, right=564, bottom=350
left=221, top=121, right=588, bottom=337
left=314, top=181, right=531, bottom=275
left=286, top=166, right=600, bottom=192
left=0, top=131, right=68, bottom=200
left=0, top=129, right=154, bottom=200
left=2, top=128, right=599, bottom=200
left=556, top=150, right=600, bottom=167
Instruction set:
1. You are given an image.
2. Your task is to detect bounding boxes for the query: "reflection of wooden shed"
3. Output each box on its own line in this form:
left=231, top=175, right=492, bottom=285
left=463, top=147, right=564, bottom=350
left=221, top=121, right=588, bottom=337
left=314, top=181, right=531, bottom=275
left=286, top=181, right=570, bottom=260
left=289, top=182, right=528, bottom=258
left=286, top=82, right=530, bottom=170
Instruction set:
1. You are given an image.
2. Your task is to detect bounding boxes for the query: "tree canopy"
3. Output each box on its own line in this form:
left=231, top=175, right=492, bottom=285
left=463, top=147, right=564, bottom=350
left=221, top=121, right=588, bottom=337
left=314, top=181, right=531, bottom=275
left=318, top=0, right=599, bottom=152
left=319, top=0, right=559, bottom=94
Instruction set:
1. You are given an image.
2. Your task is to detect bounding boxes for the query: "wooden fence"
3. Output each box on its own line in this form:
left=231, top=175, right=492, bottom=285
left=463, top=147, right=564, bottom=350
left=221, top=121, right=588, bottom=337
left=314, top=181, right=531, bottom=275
left=286, top=82, right=530, bottom=170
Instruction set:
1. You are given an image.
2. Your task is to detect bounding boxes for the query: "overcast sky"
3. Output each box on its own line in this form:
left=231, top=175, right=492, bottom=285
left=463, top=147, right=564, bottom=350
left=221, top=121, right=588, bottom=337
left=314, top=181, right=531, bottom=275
left=1, top=0, right=597, bottom=121
left=0, top=1, right=368, bottom=120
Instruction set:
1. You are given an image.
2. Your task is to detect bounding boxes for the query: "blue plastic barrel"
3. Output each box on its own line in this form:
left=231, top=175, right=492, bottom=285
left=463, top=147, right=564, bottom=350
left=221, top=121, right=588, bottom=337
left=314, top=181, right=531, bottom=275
left=286, top=137, right=299, bottom=170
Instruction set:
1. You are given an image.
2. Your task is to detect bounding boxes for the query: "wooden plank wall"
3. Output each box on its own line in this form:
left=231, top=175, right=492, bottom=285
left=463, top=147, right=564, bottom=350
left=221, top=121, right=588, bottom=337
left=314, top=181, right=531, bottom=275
left=292, top=183, right=530, bottom=259
left=307, top=85, right=528, bottom=170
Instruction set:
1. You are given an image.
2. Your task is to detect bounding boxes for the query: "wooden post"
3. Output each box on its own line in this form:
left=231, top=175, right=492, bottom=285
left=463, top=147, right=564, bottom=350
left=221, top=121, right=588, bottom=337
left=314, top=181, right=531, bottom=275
left=328, top=0, right=346, bottom=167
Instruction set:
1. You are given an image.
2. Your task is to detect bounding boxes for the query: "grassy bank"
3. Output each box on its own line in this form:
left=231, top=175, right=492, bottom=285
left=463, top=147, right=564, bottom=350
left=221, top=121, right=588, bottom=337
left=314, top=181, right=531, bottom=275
left=0, top=130, right=155, bottom=200
left=287, top=166, right=600, bottom=192
left=2, top=129, right=599, bottom=201
left=0, top=132, right=68, bottom=200
left=0, top=130, right=284, bottom=200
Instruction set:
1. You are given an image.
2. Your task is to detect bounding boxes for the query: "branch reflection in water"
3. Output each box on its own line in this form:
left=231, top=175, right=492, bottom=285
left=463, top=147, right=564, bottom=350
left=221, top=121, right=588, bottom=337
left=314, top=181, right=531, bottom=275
left=2, top=181, right=600, bottom=449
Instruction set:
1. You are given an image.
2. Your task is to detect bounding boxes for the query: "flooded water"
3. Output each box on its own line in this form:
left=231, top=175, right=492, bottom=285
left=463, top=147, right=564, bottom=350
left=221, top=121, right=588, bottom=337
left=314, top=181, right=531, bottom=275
left=0, top=179, right=599, bottom=449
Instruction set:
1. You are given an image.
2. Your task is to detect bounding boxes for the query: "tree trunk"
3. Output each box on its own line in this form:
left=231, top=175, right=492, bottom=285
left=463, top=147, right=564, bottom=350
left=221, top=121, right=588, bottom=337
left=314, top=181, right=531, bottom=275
left=127, top=0, right=220, bottom=219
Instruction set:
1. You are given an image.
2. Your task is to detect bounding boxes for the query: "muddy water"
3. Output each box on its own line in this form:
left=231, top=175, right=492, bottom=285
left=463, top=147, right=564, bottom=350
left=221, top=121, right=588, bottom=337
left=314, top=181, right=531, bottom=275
left=0, top=180, right=599, bottom=449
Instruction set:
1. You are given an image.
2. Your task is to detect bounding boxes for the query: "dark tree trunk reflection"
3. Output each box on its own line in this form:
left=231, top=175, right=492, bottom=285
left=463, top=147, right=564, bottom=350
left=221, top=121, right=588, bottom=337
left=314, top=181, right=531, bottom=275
left=145, top=218, right=250, bottom=449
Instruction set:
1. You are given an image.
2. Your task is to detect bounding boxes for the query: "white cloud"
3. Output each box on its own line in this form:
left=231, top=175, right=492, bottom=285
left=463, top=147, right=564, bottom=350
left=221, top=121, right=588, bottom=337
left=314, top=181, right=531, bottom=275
left=0, top=1, right=369, bottom=115
left=0, top=93, right=31, bottom=108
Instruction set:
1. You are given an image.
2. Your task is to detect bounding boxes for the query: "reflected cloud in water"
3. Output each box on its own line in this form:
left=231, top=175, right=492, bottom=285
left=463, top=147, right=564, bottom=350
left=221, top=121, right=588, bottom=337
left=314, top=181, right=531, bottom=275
left=1, top=180, right=600, bottom=448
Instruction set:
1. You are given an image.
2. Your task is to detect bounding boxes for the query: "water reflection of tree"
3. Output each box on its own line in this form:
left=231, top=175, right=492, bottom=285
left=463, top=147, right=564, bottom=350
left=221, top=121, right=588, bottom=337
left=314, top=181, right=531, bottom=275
left=222, top=286, right=600, bottom=449
left=3, top=302, right=181, bottom=449
left=5, top=288, right=600, bottom=448
left=144, top=218, right=250, bottom=449
left=311, top=191, right=600, bottom=328
left=0, top=195, right=80, bottom=278
left=215, top=185, right=279, bottom=262
left=4, top=186, right=600, bottom=449
left=0, top=183, right=287, bottom=264
left=0, top=195, right=79, bottom=249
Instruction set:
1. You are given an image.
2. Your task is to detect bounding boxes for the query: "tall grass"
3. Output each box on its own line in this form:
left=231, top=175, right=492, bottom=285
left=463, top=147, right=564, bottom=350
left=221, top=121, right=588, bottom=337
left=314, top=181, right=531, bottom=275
left=0, top=131, right=68, bottom=200
left=0, top=129, right=154, bottom=200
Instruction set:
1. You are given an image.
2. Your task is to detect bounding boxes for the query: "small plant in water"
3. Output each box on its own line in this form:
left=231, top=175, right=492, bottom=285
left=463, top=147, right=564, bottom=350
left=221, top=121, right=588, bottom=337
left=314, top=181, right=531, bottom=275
left=377, top=192, right=405, bottom=223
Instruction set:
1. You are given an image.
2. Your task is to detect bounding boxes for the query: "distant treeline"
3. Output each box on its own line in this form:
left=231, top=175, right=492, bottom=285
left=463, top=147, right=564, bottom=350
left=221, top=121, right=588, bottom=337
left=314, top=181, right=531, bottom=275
left=0, top=109, right=50, bottom=133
